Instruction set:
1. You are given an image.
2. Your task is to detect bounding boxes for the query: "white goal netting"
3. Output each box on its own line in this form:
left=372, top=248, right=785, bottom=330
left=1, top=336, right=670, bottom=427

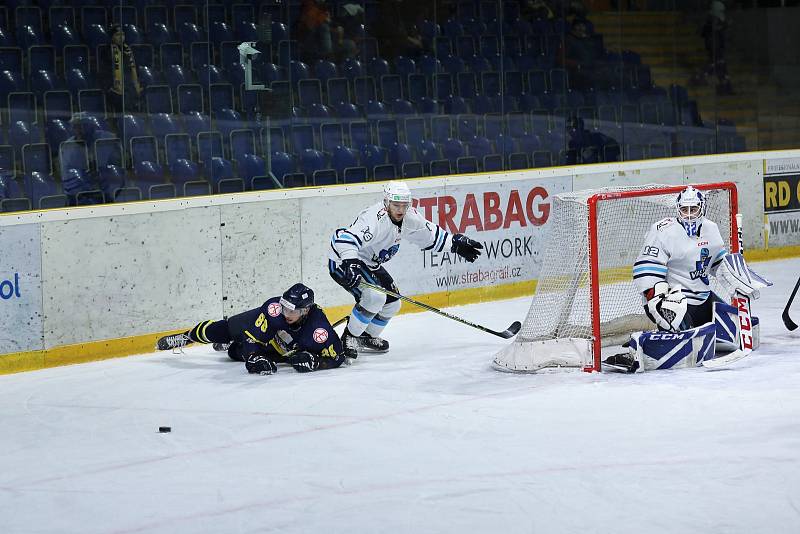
left=493, top=183, right=736, bottom=373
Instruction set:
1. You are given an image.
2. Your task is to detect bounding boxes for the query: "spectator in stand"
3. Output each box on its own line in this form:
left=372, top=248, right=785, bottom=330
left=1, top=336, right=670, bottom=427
left=106, top=24, right=143, bottom=117
left=700, top=0, right=733, bottom=94
left=521, top=0, right=555, bottom=21
left=62, top=113, right=119, bottom=203
left=563, top=116, right=619, bottom=164
left=558, top=18, right=603, bottom=91
left=372, top=0, right=424, bottom=59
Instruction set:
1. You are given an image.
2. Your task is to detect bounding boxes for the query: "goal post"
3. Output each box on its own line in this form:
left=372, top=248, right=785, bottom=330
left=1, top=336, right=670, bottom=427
left=493, top=182, right=739, bottom=373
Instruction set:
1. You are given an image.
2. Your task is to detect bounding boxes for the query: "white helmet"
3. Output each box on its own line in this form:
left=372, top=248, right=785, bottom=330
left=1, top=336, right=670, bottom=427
left=675, top=186, right=706, bottom=236
left=383, top=181, right=412, bottom=204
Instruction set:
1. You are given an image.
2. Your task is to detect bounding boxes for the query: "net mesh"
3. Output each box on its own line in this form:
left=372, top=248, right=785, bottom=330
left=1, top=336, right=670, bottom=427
left=495, top=183, right=734, bottom=372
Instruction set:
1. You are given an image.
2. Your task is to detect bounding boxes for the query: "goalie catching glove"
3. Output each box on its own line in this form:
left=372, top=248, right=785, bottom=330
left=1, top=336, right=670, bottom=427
left=644, top=281, right=687, bottom=332
left=451, top=234, right=483, bottom=262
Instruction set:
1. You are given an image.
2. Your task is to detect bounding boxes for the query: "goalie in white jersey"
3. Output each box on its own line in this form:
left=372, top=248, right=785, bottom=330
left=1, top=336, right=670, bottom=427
left=605, top=185, right=771, bottom=372
left=329, top=181, right=483, bottom=358
left=632, top=185, right=729, bottom=332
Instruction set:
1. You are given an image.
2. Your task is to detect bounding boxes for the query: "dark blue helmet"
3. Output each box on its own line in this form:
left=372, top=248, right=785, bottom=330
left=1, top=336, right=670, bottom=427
left=280, top=283, right=314, bottom=311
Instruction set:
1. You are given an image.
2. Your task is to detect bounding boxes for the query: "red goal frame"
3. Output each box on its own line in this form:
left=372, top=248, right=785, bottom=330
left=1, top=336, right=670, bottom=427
left=585, top=182, right=740, bottom=372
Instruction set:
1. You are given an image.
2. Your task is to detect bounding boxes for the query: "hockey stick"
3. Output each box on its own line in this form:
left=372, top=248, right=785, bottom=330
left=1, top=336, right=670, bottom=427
left=702, top=214, right=753, bottom=368
left=782, top=275, right=800, bottom=331
left=358, top=281, right=521, bottom=339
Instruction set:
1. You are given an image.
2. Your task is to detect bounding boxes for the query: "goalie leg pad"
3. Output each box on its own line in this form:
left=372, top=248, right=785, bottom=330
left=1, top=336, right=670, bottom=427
left=713, top=301, right=760, bottom=352
left=630, top=322, right=717, bottom=371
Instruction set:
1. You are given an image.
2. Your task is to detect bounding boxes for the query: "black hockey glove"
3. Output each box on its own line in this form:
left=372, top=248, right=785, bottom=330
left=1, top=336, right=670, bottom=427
left=287, top=351, right=319, bottom=373
left=340, top=259, right=365, bottom=289
left=451, top=234, right=483, bottom=262
left=245, top=353, right=277, bottom=375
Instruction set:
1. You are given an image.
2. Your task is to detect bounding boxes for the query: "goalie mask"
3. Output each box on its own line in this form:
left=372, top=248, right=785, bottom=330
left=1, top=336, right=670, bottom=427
left=675, top=186, right=706, bottom=237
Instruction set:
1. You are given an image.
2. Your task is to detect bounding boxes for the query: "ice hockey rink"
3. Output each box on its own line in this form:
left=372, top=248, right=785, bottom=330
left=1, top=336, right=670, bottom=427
left=1, top=257, right=798, bottom=534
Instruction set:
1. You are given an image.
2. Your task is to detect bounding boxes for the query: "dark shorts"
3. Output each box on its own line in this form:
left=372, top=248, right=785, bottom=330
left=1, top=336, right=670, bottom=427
left=328, top=260, right=399, bottom=304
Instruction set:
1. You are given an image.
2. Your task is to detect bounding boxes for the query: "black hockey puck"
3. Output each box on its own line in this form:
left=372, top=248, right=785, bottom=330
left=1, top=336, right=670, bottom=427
left=158, top=426, right=171, bottom=433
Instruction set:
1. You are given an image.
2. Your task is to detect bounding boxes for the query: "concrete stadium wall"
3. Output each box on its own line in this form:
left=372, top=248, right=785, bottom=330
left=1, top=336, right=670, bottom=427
left=1, top=151, right=798, bottom=372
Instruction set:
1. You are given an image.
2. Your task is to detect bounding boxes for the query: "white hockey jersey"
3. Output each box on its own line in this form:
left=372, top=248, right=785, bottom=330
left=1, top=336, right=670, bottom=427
left=633, top=217, right=728, bottom=305
left=329, top=202, right=453, bottom=269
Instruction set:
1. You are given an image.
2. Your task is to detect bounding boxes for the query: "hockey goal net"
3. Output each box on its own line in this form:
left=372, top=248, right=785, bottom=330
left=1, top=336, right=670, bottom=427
left=493, top=182, right=739, bottom=373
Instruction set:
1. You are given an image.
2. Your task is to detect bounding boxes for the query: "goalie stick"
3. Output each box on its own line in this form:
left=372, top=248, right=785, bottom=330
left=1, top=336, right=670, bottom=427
left=782, top=275, right=800, bottom=331
left=358, top=281, right=521, bottom=339
left=702, top=214, right=753, bottom=369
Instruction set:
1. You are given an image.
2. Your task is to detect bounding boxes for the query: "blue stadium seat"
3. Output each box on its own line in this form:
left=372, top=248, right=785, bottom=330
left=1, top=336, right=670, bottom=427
left=431, top=116, right=452, bottom=143
left=210, top=156, right=235, bottom=187
left=160, top=43, right=184, bottom=70
left=197, top=131, right=225, bottom=170
left=389, top=142, right=414, bottom=170
left=360, top=144, right=387, bottom=176
left=230, top=129, right=256, bottom=165
left=121, top=24, right=143, bottom=46
left=314, top=60, right=338, bottom=86
left=380, top=75, right=402, bottom=103
left=331, top=146, right=359, bottom=177
left=84, top=23, right=110, bottom=52
left=269, top=151, right=295, bottom=184
left=112, top=186, right=143, bottom=203
left=8, top=92, right=36, bottom=124
left=29, top=70, right=57, bottom=101
left=340, top=58, right=364, bottom=81
left=343, top=166, right=368, bottom=183
left=183, top=112, right=211, bottom=142
left=45, top=119, right=73, bottom=153
left=65, top=68, right=90, bottom=98
left=131, top=136, right=163, bottom=181
left=210, top=22, right=233, bottom=44
left=355, top=77, right=377, bottom=107
left=119, top=114, right=148, bottom=152
left=239, top=154, right=267, bottom=184
left=455, top=115, right=478, bottom=141
left=94, top=138, right=123, bottom=169
left=349, top=121, right=372, bottom=150
left=177, top=84, right=203, bottom=114
left=442, top=138, right=465, bottom=165
left=52, top=25, right=80, bottom=50
left=209, top=83, right=234, bottom=114
left=377, top=119, right=399, bottom=148
left=96, top=164, right=127, bottom=201
left=170, top=158, right=201, bottom=184
left=165, top=133, right=191, bottom=169
left=148, top=23, right=174, bottom=49
left=151, top=113, right=181, bottom=148
left=22, top=143, right=51, bottom=177
left=416, top=139, right=439, bottom=170
left=179, top=22, right=203, bottom=48
left=145, top=85, right=172, bottom=114
left=25, top=171, right=63, bottom=209
left=532, top=150, right=553, bottom=168
left=321, top=123, right=345, bottom=152
left=62, top=45, right=90, bottom=78
left=59, top=140, right=89, bottom=177
left=290, top=124, right=315, bottom=153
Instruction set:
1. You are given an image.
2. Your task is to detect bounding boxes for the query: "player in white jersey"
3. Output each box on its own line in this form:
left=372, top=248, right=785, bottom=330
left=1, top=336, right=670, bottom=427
left=632, top=185, right=728, bottom=332
left=329, top=181, right=483, bottom=358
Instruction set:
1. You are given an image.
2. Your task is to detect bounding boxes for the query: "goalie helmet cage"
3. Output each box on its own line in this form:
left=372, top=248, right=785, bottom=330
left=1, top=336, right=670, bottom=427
left=493, top=182, right=739, bottom=373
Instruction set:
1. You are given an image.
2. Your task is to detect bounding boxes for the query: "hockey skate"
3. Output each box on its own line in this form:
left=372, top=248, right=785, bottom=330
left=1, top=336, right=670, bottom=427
left=212, top=342, right=231, bottom=352
left=341, top=330, right=360, bottom=360
left=358, top=333, right=389, bottom=353
left=156, top=332, right=191, bottom=352
left=602, top=353, right=639, bottom=373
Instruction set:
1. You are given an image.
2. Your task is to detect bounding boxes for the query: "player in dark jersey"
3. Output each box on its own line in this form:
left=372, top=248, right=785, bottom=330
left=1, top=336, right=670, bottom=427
left=156, top=283, right=349, bottom=375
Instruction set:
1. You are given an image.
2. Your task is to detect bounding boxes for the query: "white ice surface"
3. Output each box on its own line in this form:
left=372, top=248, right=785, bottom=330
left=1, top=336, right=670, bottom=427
left=1, top=258, right=799, bottom=534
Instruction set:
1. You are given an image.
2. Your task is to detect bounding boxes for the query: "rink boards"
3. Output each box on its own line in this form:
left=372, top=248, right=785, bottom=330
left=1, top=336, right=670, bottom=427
left=1, top=150, right=799, bottom=372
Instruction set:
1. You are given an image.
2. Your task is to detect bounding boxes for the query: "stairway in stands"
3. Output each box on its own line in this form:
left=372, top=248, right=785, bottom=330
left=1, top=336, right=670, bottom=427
left=592, top=9, right=800, bottom=150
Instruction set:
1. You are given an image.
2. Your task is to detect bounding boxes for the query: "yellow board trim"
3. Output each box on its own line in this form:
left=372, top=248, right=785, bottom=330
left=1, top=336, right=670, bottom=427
left=2, top=247, right=798, bottom=375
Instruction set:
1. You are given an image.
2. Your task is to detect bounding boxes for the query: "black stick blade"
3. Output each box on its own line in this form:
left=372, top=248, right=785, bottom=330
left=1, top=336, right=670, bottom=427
left=498, top=321, right=522, bottom=339
left=783, top=310, right=798, bottom=331
left=783, top=276, right=800, bottom=331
